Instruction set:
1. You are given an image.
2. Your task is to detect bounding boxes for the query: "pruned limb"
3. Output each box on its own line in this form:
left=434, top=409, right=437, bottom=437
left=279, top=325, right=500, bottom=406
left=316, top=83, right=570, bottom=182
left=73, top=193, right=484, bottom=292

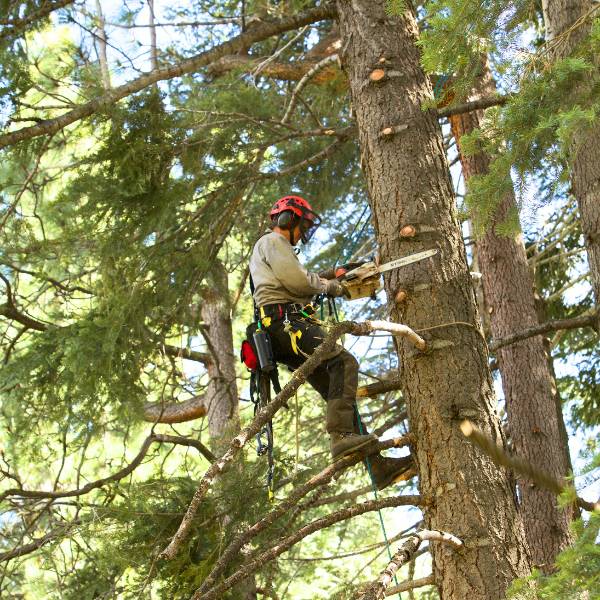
left=0, top=433, right=215, bottom=502
left=384, top=574, right=435, bottom=596
left=159, top=319, right=424, bottom=562
left=143, top=395, right=207, bottom=423
left=356, top=531, right=462, bottom=600
left=489, top=313, right=598, bottom=351
left=195, top=495, right=423, bottom=600
left=196, top=435, right=412, bottom=596
left=437, top=95, right=508, bottom=118
left=356, top=378, right=402, bottom=398
left=0, top=5, right=336, bottom=149
left=282, top=53, right=339, bottom=124
left=356, top=320, right=426, bottom=350
left=460, top=420, right=599, bottom=512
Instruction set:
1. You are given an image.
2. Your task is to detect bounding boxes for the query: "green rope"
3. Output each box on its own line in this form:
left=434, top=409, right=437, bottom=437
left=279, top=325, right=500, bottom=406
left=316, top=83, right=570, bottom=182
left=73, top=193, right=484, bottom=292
left=328, top=295, right=402, bottom=598
left=355, top=406, right=402, bottom=599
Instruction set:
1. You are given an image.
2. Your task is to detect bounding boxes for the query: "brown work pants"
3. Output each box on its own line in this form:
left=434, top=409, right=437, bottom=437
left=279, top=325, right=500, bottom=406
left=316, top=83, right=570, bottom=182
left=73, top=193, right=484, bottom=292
left=265, top=314, right=362, bottom=434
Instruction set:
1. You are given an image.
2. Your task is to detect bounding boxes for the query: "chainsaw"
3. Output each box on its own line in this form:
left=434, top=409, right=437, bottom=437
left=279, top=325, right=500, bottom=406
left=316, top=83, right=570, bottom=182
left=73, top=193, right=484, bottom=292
left=335, top=249, right=438, bottom=300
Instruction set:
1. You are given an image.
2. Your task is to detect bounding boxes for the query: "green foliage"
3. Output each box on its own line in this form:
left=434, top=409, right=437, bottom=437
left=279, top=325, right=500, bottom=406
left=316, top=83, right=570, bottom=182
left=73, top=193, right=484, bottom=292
left=507, top=511, right=600, bottom=599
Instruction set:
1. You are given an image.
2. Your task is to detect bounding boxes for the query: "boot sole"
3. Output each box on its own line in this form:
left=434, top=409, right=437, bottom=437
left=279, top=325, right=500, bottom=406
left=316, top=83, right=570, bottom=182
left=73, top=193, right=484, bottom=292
left=374, top=466, right=417, bottom=491
left=331, top=435, right=378, bottom=463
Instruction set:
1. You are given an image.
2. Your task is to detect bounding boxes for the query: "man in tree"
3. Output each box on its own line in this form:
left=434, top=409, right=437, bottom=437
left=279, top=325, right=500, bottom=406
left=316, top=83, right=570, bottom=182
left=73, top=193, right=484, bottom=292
left=249, top=195, right=415, bottom=490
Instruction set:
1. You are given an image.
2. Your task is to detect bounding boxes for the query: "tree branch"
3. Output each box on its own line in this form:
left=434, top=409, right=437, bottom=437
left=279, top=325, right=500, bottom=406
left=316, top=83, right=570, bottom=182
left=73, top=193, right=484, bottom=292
left=0, top=433, right=214, bottom=502
left=159, top=319, right=425, bottom=561
left=436, top=95, right=508, bottom=118
left=0, top=5, right=336, bottom=149
left=143, top=395, right=207, bottom=423
left=460, top=420, right=599, bottom=512
left=0, top=0, right=75, bottom=40
left=196, top=495, right=423, bottom=600
left=0, top=521, right=77, bottom=563
left=489, top=313, right=598, bottom=351
left=196, top=435, right=412, bottom=596
left=356, top=531, right=461, bottom=600
left=384, top=574, right=435, bottom=596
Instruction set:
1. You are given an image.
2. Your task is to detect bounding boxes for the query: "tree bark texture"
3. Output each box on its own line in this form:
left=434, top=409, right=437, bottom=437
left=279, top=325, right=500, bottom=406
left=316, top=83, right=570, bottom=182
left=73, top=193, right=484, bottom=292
left=541, top=0, right=600, bottom=305
left=200, top=260, right=240, bottom=451
left=450, top=61, right=574, bottom=571
left=335, top=2, right=531, bottom=598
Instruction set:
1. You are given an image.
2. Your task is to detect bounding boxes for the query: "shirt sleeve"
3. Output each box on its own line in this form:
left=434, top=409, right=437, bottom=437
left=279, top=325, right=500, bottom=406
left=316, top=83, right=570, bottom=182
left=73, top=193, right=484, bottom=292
left=261, top=233, right=328, bottom=297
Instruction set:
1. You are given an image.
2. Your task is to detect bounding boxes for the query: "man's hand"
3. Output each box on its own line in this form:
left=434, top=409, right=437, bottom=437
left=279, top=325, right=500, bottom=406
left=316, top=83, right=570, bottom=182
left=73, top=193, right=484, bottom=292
left=324, top=279, right=350, bottom=298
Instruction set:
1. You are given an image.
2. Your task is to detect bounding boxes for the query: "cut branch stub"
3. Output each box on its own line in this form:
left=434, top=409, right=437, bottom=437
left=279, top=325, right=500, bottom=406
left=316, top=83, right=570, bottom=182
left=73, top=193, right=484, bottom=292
left=369, top=68, right=386, bottom=82
left=381, top=124, right=408, bottom=137
left=400, top=225, right=416, bottom=238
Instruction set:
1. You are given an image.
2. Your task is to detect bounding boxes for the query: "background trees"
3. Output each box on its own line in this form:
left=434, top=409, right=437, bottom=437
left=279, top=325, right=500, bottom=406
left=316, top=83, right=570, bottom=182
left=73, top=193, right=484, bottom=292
left=0, top=1, right=598, bottom=599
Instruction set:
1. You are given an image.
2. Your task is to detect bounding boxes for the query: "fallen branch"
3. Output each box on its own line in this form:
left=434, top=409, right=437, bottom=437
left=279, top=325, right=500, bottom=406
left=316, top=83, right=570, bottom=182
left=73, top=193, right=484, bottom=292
left=356, top=531, right=462, bottom=600
left=460, top=420, right=599, bottom=512
left=0, top=433, right=215, bottom=502
left=0, top=5, right=336, bottom=149
left=159, top=319, right=425, bottom=561
left=195, top=495, right=422, bottom=600
left=489, top=313, right=598, bottom=351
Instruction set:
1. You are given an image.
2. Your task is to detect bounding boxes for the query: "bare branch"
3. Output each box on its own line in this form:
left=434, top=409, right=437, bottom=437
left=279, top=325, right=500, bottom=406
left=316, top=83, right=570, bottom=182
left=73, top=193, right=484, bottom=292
left=0, top=521, right=77, bottom=563
left=437, top=95, right=508, bottom=118
left=282, top=53, right=340, bottom=124
left=460, top=420, right=599, bottom=512
left=356, top=531, right=461, bottom=600
left=385, top=574, right=435, bottom=596
left=489, top=313, right=598, bottom=351
left=143, top=395, right=207, bottom=424
left=0, top=6, right=336, bottom=149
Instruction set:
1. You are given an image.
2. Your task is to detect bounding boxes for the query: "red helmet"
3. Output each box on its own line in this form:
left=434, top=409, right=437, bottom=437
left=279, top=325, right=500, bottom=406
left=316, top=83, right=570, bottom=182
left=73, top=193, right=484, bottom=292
left=270, top=195, right=322, bottom=243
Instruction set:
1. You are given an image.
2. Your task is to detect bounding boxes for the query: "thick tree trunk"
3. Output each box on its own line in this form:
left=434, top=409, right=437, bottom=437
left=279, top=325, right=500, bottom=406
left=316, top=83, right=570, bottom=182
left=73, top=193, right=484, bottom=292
left=541, top=0, right=600, bottom=305
left=200, top=260, right=240, bottom=452
left=200, top=260, right=256, bottom=599
left=335, top=2, right=531, bottom=598
left=450, top=61, right=574, bottom=571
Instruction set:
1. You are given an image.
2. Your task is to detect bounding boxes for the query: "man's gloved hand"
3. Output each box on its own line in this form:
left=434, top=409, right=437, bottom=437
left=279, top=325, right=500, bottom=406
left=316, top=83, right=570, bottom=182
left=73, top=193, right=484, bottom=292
left=324, top=278, right=350, bottom=298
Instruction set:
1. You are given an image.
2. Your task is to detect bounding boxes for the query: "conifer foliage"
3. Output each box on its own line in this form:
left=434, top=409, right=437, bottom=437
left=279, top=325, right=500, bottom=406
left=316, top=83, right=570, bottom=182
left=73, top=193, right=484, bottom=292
left=0, top=1, right=598, bottom=599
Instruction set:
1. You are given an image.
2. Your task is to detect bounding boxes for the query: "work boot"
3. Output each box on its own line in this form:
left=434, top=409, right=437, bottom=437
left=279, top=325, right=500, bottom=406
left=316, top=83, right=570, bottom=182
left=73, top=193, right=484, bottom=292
left=330, top=432, right=377, bottom=461
left=368, top=455, right=416, bottom=491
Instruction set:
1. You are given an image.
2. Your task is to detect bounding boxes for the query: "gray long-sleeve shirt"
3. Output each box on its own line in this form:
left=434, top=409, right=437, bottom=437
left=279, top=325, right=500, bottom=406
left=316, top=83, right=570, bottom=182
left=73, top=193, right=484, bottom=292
left=249, top=231, right=328, bottom=307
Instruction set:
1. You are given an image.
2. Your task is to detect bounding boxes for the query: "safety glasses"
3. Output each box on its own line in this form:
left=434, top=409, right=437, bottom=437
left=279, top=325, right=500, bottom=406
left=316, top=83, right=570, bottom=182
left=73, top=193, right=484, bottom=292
left=299, top=210, right=322, bottom=244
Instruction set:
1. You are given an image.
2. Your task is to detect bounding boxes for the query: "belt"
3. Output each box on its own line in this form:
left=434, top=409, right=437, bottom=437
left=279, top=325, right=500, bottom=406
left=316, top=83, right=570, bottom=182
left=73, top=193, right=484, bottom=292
left=259, top=302, right=304, bottom=320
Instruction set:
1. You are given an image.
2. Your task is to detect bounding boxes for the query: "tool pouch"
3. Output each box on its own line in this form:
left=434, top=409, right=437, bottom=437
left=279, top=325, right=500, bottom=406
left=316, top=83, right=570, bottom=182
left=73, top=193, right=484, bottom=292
left=253, top=328, right=276, bottom=373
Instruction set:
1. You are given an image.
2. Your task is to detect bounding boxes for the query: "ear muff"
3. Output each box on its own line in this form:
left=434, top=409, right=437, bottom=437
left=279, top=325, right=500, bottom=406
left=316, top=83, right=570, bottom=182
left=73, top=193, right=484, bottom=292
left=277, top=210, right=296, bottom=229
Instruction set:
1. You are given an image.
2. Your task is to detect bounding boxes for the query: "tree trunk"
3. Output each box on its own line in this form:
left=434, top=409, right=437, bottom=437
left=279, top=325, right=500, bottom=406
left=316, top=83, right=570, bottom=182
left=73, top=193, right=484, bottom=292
left=541, top=0, right=600, bottom=306
left=449, top=60, right=574, bottom=571
left=200, top=259, right=240, bottom=452
left=335, top=2, right=531, bottom=598
left=200, top=260, right=256, bottom=599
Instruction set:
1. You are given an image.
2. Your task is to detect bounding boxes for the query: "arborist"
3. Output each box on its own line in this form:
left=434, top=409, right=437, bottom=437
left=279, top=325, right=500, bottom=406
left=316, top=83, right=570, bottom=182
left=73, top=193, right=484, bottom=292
left=248, top=195, right=414, bottom=491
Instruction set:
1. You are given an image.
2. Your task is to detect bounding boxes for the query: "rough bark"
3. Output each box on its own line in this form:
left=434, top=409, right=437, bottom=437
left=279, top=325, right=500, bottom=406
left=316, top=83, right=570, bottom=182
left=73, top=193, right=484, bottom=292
left=450, top=61, right=574, bottom=570
left=200, top=260, right=240, bottom=451
left=541, top=0, right=600, bottom=306
left=335, top=2, right=531, bottom=598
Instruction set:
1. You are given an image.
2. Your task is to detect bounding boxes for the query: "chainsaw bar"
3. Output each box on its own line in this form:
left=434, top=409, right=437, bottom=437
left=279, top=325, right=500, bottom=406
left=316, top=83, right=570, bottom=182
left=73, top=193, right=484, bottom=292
left=344, top=248, right=438, bottom=280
